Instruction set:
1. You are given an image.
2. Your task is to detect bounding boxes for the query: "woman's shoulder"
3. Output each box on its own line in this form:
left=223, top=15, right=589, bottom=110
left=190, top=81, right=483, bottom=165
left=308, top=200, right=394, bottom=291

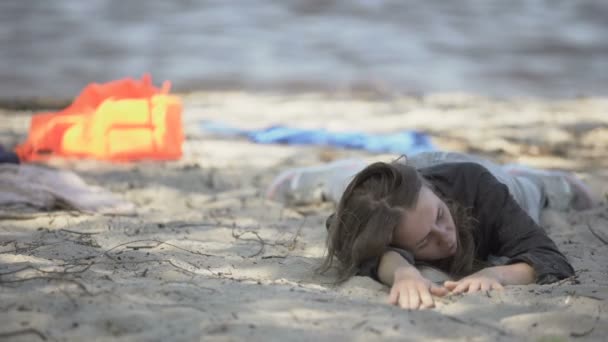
left=420, top=162, right=497, bottom=207
left=419, top=161, right=490, bottom=181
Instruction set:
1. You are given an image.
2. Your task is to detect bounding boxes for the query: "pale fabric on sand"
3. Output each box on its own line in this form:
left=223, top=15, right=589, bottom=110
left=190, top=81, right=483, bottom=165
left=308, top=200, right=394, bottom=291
left=266, top=151, right=595, bottom=224
left=0, top=164, right=136, bottom=217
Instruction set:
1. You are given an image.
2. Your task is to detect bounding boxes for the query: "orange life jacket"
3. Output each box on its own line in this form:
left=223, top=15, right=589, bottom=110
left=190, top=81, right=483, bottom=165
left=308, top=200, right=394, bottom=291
left=15, top=74, right=183, bottom=162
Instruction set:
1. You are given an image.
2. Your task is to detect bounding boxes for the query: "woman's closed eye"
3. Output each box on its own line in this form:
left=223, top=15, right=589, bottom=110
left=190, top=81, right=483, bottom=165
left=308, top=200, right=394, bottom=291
left=417, top=236, right=431, bottom=250
left=415, top=206, right=445, bottom=251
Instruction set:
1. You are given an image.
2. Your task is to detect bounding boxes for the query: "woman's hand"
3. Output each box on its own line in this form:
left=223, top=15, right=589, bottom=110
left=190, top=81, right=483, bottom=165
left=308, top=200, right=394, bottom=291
left=388, top=267, right=448, bottom=310
left=443, top=269, right=504, bottom=294
left=444, top=263, right=535, bottom=294
left=444, top=275, right=503, bottom=294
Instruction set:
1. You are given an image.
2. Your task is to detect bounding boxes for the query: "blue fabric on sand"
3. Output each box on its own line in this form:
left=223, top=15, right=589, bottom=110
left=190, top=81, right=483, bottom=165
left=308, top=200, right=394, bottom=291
left=200, top=121, right=436, bottom=154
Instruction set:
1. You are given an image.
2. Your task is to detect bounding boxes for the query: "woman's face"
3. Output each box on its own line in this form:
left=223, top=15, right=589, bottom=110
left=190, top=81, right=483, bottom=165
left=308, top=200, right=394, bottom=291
left=392, top=186, right=458, bottom=260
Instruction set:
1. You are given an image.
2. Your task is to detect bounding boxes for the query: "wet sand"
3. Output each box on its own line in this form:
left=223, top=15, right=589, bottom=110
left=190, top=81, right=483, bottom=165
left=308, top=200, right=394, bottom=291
left=1, top=92, right=607, bottom=341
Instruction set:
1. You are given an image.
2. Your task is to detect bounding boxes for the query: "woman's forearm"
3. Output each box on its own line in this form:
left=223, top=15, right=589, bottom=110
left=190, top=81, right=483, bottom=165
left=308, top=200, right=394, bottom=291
left=482, top=262, right=536, bottom=285
left=377, top=250, right=419, bottom=286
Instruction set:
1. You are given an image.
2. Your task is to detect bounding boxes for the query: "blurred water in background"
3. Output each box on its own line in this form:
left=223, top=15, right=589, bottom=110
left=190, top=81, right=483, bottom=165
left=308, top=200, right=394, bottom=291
left=1, top=0, right=607, bottom=99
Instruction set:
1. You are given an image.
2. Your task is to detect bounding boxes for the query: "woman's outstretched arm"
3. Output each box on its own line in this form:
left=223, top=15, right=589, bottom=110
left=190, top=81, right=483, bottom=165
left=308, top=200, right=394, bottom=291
left=457, top=163, right=575, bottom=284
left=485, top=262, right=536, bottom=285
left=377, top=250, right=415, bottom=285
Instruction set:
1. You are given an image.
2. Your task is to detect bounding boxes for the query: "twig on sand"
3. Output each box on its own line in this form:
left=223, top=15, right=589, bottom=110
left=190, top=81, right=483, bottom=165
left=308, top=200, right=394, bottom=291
left=126, top=245, right=157, bottom=250
left=551, top=275, right=579, bottom=287
left=281, top=218, right=306, bottom=251
left=103, top=239, right=216, bottom=260
left=18, top=263, right=91, bottom=275
left=165, top=259, right=200, bottom=275
left=261, top=255, right=287, bottom=259
left=586, top=223, right=608, bottom=246
left=0, top=328, right=48, bottom=341
left=231, top=227, right=266, bottom=257
left=351, top=320, right=368, bottom=330
left=58, top=228, right=102, bottom=235
left=85, top=257, right=208, bottom=277
left=231, top=218, right=306, bottom=258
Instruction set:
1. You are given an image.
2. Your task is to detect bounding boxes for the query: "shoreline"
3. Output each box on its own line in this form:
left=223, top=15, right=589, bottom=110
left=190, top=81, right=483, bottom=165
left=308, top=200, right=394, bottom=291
left=1, top=88, right=606, bottom=111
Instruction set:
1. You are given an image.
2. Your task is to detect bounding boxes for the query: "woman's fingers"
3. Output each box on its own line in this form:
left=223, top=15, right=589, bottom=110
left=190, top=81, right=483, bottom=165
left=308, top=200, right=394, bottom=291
left=418, top=285, right=435, bottom=309
left=407, top=286, right=421, bottom=310
left=388, top=286, right=399, bottom=305
left=451, top=281, right=470, bottom=294
left=491, top=282, right=505, bottom=291
left=389, top=280, right=448, bottom=310
left=430, top=284, right=449, bottom=297
left=445, top=278, right=505, bottom=295
left=443, top=280, right=457, bottom=290
left=398, top=289, right=410, bottom=309
left=466, top=280, right=481, bottom=294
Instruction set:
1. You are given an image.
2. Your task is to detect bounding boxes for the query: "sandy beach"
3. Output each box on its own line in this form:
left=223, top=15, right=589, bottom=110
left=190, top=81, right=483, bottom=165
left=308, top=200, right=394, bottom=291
left=1, top=92, right=607, bottom=341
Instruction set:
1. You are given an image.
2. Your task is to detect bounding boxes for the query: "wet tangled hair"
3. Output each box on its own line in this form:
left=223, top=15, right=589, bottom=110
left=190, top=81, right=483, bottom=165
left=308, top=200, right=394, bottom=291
left=320, top=159, right=478, bottom=283
left=320, top=161, right=423, bottom=283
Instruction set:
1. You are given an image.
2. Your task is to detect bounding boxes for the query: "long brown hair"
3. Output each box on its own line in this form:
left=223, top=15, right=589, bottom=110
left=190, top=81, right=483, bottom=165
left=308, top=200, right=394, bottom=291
left=320, top=159, right=478, bottom=283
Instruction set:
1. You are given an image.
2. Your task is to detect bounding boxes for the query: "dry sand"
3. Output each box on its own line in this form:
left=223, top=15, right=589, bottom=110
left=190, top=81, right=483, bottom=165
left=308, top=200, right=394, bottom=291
left=1, top=92, right=607, bottom=341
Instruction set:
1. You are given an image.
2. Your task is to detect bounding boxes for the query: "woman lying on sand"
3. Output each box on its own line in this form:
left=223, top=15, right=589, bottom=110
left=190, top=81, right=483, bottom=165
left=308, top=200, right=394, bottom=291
left=267, top=152, right=595, bottom=310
